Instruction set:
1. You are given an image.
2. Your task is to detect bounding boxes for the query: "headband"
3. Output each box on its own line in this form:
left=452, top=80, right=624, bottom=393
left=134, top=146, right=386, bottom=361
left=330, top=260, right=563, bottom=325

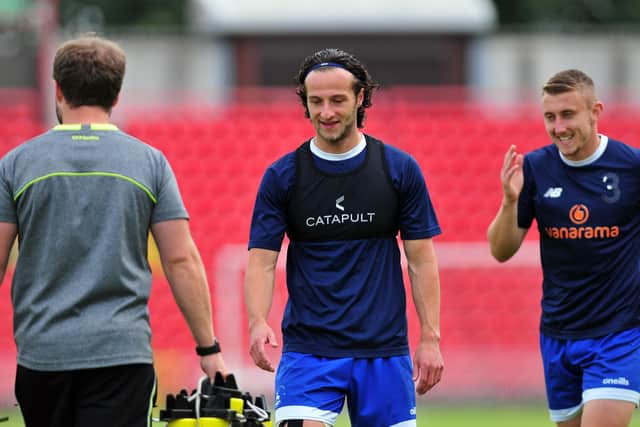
left=305, top=61, right=352, bottom=79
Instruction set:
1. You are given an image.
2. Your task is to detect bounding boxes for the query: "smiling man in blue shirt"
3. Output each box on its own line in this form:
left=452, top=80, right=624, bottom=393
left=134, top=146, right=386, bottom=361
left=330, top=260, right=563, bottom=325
left=488, top=69, right=640, bottom=427
left=244, top=48, right=444, bottom=427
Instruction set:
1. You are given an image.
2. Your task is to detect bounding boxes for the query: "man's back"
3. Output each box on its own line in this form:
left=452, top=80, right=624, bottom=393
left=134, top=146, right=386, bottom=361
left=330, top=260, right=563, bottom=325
left=0, top=123, right=187, bottom=371
left=3, top=33, right=226, bottom=427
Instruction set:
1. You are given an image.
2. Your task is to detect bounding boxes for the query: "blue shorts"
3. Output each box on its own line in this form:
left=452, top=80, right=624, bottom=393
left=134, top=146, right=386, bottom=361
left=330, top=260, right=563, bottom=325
left=274, top=352, right=416, bottom=427
left=540, top=328, right=640, bottom=422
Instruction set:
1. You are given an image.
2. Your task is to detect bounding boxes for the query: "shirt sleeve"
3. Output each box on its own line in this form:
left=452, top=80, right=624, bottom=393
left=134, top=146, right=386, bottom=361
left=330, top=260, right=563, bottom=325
left=151, top=153, right=189, bottom=223
left=0, top=157, right=17, bottom=223
left=248, top=155, right=295, bottom=251
left=517, top=155, right=535, bottom=229
left=388, top=149, right=441, bottom=240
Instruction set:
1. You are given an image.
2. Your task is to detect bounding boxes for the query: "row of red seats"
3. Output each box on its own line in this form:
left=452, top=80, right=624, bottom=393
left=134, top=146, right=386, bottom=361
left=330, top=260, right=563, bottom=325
left=126, top=111, right=548, bottom=349
left=1, top=102, right=638, bottom=353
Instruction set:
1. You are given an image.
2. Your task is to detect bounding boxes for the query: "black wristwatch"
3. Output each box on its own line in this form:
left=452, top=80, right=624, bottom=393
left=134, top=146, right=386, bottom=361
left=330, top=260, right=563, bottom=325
left=196, top=339, right=221, bottom=356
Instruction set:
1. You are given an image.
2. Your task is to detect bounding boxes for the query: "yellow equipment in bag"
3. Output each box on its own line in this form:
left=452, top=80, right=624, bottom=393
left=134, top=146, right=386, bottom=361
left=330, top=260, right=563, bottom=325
left=159, top=373, right=272, bottom=427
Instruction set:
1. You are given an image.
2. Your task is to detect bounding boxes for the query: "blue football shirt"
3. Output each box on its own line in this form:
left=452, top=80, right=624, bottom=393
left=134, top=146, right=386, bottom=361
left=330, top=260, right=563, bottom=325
left=518, top=135, right=640, bottom=339
left=248, top=135, right=441, bottom=357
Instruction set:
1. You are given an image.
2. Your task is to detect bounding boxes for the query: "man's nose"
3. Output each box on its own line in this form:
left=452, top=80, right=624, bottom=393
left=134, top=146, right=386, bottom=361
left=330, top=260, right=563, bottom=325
left=553, top=120, right=568, bottom=134
left=319, top=102, right=335, bottom=118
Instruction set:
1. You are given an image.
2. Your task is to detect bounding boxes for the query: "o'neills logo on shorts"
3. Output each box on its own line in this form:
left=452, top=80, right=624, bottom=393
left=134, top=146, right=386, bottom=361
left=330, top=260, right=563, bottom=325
left=544, top=204, right=619, bottom=239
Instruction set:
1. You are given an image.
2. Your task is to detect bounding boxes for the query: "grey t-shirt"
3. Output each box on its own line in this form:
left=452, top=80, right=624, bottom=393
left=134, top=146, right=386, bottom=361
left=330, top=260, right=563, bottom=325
left=0, top=123, right=188, bottom=371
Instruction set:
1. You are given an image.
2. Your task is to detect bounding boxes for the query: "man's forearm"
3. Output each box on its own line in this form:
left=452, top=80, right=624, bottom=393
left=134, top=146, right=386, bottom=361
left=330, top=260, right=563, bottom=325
left=409, top=261, right=441, bottom=344
left=487, top=199, right=525, bottom=262
left=244, top=265, right=275, bottom=328
left=244, top=248, right=280, bottom=328
left=165, top=251, right=216, bottom=347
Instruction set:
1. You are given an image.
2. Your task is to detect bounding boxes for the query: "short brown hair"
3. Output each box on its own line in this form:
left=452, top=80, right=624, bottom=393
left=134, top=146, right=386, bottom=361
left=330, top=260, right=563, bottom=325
left=53, top=34, right=126, bottom=111
left=542, top=69, right=595, bottom=96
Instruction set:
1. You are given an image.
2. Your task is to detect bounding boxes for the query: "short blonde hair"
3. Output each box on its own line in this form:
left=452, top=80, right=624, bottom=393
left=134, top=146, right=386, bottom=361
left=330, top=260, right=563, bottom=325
left=542, top=69, right=596, bottom=100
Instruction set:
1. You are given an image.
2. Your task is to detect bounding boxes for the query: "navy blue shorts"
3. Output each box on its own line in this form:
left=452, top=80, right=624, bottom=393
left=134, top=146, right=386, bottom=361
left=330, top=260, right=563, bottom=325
left=274, top=352, right=416, bottom=427
left=540, top=328, right=640, bottom=422
left=15, top=363, right=156, bottom=427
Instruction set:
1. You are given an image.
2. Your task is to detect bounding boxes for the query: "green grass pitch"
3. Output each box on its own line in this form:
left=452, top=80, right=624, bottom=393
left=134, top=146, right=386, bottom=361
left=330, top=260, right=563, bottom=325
left=2, top=404, right=640, bottom=426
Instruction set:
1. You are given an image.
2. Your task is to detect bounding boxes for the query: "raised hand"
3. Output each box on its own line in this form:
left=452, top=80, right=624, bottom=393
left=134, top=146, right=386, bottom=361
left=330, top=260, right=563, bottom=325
left=501, top=145, right=524, bottom=204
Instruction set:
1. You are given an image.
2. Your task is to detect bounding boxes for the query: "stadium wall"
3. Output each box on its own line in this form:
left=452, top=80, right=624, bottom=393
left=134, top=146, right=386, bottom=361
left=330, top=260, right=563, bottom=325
left=27, top=31, right=640, bottom=125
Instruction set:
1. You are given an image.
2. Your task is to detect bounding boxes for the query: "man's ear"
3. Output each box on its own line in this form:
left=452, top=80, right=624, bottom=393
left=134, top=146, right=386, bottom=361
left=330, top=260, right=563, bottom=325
left=592, top=100, right=604, bottom=119
left=54, top=80, right=64, bottom=102
left=357, top=88, right=364, bottom=108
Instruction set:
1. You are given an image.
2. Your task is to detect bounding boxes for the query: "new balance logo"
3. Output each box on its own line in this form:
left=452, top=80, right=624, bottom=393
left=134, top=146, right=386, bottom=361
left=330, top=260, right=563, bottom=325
left=543, top=187, right=563, bottom=198
left=336, top=195, right=345, bottom=211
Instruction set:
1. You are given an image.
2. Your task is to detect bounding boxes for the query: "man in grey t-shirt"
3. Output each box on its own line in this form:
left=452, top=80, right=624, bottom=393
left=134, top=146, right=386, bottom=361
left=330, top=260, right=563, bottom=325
left=0, top=34, right=227, bottom=427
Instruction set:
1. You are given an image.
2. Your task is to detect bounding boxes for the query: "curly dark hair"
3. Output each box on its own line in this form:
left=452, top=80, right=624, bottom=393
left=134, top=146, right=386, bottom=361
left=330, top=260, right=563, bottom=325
left=294, top=48, right=379, bottom=128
